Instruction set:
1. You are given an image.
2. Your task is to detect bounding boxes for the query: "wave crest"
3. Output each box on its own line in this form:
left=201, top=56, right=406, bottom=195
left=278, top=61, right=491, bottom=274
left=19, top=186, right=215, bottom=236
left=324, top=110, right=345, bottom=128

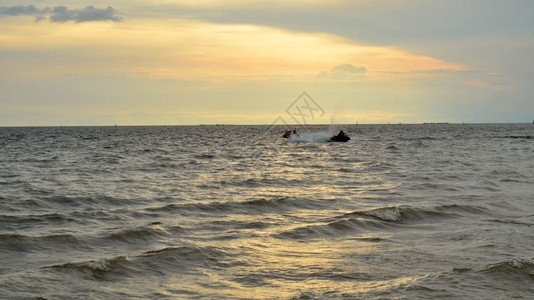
left=46, top=256, right=128, bottom=280
left=355, top=206, right=401, bottom=222
left=482, top=258, right=534, bottom=278
left=275, top=204, right=491, bottom=240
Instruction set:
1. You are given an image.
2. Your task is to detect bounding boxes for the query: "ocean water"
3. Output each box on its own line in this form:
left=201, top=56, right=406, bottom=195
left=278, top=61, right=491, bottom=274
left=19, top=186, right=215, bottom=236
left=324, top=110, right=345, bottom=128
left=0, top=124, right=533, bottom=299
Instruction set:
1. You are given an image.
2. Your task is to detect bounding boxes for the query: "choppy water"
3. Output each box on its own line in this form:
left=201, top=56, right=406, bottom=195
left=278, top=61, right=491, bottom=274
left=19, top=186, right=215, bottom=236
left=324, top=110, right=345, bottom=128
left=1, top=124, right=533, bottom=299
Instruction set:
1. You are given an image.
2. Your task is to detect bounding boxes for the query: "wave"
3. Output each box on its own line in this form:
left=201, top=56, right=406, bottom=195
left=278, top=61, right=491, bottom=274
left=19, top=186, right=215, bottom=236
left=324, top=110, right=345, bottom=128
left=103, top=224, right=171, bottom=243
left=1, top=222, right=186, bottom=253
left=1, top=233, right=83, bottom=252
left=275, top=204, right=492, bottom=240
left=135, top=245, right=244, bottom=271
left=208, top=220, right=271, bottom=230
left=216, top=176, right=285, bottom=188
left=45, top=245, right=232, bottom=280
left=46, top=256, right=129, bottom=280
left=481, top=258, right=534, bottom=279
left=0, top=213, right=76, bottom=228
left=139, top=246, right=226, bottom=268
left=70, top=209, right=121, bottom=220
left=145, top=196, right=317, bottom=215
left=344, top=204, right=486, bottom=223
left=50, top=256, right=125, bottom=272
left=41, top=195, right=131, bottom=207
left=434, top=204, right=492, bottom=215
left=347, top=206, right=402, bottom=222
left=275, top=218, right=396, bottom=240
left=16, top=195, right=149, bottom=211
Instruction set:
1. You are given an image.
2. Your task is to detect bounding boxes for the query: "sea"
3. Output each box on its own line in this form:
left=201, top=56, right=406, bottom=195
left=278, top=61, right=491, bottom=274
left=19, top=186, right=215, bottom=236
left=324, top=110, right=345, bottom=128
left=0, top=123, right=533, bottom=299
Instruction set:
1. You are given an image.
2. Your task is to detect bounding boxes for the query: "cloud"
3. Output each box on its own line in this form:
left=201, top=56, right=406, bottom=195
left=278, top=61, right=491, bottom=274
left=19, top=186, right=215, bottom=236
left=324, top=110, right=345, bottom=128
left=0, top=5, right=41, bottom=16
left=318, top=64, right=367, bottom=79
left=330, top=64, right=367, bottom=75
left=143, top=1, right=532, bottom=85
left=49, top=6, right=121, bottom=23
left=0, top=5, right=121, bottom=23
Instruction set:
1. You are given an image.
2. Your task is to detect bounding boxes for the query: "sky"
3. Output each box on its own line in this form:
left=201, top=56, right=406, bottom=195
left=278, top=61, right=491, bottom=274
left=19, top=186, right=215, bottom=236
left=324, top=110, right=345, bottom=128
left=1, top=0, right=533, bottom=126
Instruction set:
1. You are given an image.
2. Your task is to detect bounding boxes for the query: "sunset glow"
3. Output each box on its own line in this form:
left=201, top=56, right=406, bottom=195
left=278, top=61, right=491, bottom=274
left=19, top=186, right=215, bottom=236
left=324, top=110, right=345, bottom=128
left=1, top=1, right=532, bottom=125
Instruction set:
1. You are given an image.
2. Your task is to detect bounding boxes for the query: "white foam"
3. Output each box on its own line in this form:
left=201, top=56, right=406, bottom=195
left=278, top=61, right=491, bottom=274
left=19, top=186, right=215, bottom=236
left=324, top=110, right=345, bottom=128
left=288, top=131, right=331, bottom=143
left=364, top=207, right=401, bottom=222
left=85, top=258, right=112, bottom=272
left=509, top=257, right=534, bottom=268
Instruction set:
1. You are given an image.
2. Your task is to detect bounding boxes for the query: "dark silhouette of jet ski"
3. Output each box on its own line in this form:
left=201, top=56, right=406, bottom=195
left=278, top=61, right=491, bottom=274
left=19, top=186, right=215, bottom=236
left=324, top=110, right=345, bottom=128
left=329, top=130, right=350, bottom=142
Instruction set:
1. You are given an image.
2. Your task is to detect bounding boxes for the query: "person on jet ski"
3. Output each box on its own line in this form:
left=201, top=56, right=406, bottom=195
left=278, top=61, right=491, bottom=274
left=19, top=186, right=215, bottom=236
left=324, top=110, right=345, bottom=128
left=282, top=130, right=292, bottom=138
left=337, top=130, right=347, bottom=138
left=329, top=130, right=350, bottom=142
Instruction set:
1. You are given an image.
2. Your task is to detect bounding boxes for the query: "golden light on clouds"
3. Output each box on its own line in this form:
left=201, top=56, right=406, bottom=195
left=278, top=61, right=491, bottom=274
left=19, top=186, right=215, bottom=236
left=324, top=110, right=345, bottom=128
left=138, top=0, right=345, bottom=8
left=0, top=17, right=465, bottom=82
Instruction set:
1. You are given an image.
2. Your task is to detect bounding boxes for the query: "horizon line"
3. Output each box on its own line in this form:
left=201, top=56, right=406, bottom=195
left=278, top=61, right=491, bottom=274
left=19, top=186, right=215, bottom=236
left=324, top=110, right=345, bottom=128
left=0, top=122, right=532, bottom=128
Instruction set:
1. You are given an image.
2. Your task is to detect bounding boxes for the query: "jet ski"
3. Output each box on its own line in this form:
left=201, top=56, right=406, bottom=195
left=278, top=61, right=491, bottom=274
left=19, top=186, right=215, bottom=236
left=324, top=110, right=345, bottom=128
left=329, top=130, right=350, bottom=142
left=282, top=129, right=300, bottom=138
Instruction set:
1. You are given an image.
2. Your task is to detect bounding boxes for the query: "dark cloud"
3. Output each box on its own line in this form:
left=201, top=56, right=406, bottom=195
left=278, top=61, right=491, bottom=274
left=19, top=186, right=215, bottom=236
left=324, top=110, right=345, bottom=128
left=0, top=5, right=41, bottom=16
left=0, top=5, right=121, bottom=23
left=49, top=6, right=121, bottom=23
